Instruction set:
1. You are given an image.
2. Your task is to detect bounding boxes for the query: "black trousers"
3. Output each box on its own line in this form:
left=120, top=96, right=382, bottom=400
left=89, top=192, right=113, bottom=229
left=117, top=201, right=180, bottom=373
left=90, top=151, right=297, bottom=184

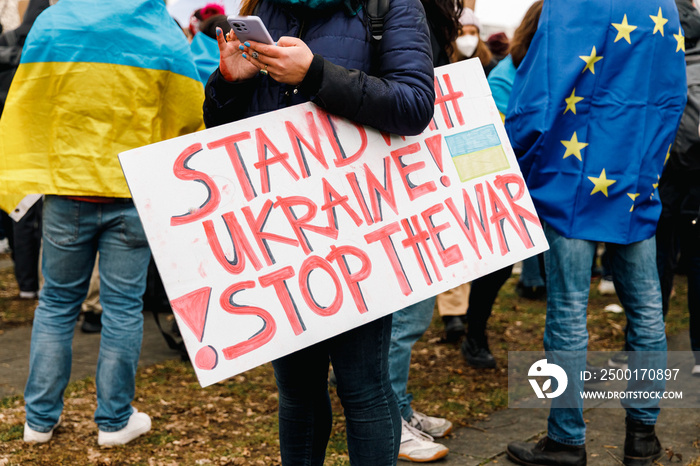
left=12, top=199, right=42, bottom=292
left=466, top=264, right=514, bottom=341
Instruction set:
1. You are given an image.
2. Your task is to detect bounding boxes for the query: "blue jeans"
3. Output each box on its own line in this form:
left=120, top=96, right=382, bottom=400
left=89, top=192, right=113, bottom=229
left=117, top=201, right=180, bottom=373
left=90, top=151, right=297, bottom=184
left=273, top=315, right=400, bottom=465
left=520, top=254, right=545, bottom=288
left=24, top=196, right=151, bottom=433
left=388, top=298, right=436, bottom=420
left=543, top=224, right=666, bottom=445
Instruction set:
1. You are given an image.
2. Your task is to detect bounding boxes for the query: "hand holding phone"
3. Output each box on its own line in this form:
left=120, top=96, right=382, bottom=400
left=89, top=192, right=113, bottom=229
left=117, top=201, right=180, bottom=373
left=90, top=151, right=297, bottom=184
left=227, top=15, right=274, bottom=45
left=219, top=16, right=313, bottom=86
left=214, top=24, right=260, bottom=82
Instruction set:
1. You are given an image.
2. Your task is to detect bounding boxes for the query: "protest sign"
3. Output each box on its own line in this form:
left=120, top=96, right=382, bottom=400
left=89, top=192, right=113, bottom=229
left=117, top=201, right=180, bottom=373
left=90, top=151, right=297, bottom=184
left=119, top=59, right=548, bottom=387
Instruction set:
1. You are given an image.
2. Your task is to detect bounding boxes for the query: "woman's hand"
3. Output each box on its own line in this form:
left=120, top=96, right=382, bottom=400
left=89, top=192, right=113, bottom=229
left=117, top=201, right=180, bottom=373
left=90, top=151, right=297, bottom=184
left=216, top=27, right=259, bottom=82
left=240, top=36, right=314, bottom=85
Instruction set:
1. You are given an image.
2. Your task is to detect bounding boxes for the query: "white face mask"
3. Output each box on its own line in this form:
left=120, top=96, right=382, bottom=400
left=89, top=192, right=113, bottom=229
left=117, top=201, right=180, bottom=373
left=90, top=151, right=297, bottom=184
left=456, top=34, right=479, bottom=58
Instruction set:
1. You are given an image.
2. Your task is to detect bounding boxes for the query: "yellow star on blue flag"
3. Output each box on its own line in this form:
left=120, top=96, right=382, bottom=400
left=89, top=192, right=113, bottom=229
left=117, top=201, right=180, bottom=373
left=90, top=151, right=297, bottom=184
left=588, top=169, right=616, bottom=197
left=580, top=46, right=603, bottom=74
left=650, top=8, right=669, bottom=36
left=564, top=89, right=584, bottom=114
left=561, top=132, right=588, bottom=160
left=674, top=27, right=685, bottom=52
left=612, top=14, right=637, bottom=44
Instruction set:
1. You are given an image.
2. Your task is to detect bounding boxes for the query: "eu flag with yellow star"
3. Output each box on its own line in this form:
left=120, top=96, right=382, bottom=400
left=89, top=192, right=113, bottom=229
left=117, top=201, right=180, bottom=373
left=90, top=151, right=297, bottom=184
left=505, top=0, right=687, bottom=244
left=0, top=0, right=205, bottom=213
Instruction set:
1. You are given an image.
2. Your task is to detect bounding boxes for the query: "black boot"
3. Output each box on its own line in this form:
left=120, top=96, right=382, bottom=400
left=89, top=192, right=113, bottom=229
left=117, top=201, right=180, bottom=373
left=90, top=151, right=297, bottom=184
left=442, top=315, right=465, bottom=343
left=623, top=418, right=661, bottom=465
left=507, top=436, right=586, bottom=466
left=81, top=310, right=102, bottom=334
left=515, top=281, right=546, bottom=300
left=461, top=335, right=496, bottom=368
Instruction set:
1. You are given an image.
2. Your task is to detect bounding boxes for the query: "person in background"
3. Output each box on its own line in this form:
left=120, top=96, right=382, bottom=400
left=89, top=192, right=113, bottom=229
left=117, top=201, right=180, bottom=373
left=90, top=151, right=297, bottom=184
left=0, top=212, right=9, bottom=253
left=0, top=0, right=204, bottom=446
left=453, top=8, right=497, bottom=76
left=0, top=0, right=50, bottom=300
left=187, top=3, right=225, bottom=40
left=486, top=32, right=509, bottom=63
left=596, top=246, right=616, bottom=295
left=656, top=0, right=700, bottom=376
left=0, top=0, right=19, bottom=33
left=11, top=198, right=42, bottom=299
left=203, top=0, right=435, bottom=463
left=504, top=0, right=686, bottom=464
left=436, top=6, right=500, bottom=348
left=190, top=9, right=232, bottom=86
left=486, top=0, right=547, bottom=304
left=436, top=282, right=470, bottom=343
left=455, top=0, right=543, bottom=371
left=436, top=7, right=517, bottom=370
left=387, top=0, right=463, bottom=460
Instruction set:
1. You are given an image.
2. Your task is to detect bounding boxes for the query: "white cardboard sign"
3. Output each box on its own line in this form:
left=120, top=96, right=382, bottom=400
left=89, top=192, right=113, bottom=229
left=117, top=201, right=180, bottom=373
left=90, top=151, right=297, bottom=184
left=120, top=60, right=548, bottom=387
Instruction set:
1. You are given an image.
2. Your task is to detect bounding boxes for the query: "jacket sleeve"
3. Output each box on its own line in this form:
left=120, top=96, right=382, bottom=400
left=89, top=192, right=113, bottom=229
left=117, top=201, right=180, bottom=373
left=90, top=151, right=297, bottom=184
left=202, top=68, right=258, bottom=128
left=298, top=0, right=435, bottom=136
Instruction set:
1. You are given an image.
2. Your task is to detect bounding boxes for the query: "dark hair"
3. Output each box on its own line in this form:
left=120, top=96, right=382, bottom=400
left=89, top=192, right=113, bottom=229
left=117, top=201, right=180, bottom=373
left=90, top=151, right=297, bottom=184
left=421, top=0, right=463, bottom=58
left=509, top=0, right=542, bottom=68
left=486, top=32, right=509, bottom=57
left=200, top=14, right=232, bottom=40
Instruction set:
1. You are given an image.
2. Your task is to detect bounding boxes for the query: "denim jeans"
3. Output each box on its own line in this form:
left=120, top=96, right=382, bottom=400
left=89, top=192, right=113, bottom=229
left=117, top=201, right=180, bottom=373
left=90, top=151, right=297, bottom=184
left=24, top=196, right=151, bottom=433
left=543, top=223, right=667, bottom=445
left=273, top=315, right=400, bottom=465
left=519, top=254, right=545, bottom=288
left=388, top=298, right=435, bottom=420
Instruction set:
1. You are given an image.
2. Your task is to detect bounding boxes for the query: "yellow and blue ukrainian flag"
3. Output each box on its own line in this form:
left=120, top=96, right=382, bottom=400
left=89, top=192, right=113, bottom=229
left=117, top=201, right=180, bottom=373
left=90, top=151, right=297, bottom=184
left=506, top=0, right=687, bottom=244
left=0, top=0, right=205, bottom=212
left=191, top=31, right=221, bottom=87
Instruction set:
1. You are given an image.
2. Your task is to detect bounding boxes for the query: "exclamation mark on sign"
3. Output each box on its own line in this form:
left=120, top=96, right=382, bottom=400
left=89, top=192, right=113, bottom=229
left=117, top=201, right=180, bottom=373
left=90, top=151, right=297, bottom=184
left=424, top=135, right=450, bottom=187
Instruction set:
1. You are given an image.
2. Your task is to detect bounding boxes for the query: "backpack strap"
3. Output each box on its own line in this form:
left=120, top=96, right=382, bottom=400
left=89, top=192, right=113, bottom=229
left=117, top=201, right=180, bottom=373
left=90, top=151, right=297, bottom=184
left=365, top=0, right=389, bottom=42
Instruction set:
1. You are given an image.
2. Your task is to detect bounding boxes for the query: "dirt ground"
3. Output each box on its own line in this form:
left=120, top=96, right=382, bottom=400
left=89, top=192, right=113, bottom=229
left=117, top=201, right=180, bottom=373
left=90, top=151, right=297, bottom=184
left=0, top=256, right=696, bottom=465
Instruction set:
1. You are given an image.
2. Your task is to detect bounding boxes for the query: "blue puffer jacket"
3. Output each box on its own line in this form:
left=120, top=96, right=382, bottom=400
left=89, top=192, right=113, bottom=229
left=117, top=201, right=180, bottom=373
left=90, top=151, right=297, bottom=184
left=203, top=0, right=435, bottom=136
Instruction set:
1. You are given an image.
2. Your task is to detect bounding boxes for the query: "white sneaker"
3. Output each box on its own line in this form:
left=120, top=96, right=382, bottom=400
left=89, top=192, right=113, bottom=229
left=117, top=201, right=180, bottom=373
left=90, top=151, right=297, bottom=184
left=398, top=418, right=449, bottom=462
left=0, top=238, right=10, bottom=254
left=98, top=409, right=151, bottom=447
left=408, top=411, right=452, bottom=438
left=692, top=365, right=700, bottom=377
left=608, top=351, right=629, bottom=371
left=597, top=278, right=616, bottom=295
left=24, top=416, right=62, bottom=443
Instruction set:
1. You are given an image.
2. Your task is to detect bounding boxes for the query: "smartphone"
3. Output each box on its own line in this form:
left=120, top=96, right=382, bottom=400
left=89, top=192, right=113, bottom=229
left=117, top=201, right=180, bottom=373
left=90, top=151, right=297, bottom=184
left=227, top=15, right=274, bottom=45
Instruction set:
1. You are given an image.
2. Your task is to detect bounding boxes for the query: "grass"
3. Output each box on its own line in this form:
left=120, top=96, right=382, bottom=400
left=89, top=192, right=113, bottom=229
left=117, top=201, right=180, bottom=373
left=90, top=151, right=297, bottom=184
left=0, top=250, right=697, bottom=464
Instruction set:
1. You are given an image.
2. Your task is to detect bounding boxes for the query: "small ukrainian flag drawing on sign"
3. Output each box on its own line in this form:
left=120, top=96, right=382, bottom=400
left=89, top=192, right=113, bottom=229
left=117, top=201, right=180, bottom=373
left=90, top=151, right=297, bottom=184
left=445, top=124, right=510, bottom=182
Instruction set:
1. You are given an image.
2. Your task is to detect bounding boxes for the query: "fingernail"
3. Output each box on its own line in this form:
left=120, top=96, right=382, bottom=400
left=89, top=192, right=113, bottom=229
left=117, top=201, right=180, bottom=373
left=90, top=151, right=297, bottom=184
left=244, top=41, right=251, bottom=47
left=239, top=45, right=244, bottom=51
left=216, top=27, right=222, bottom=36
left=242, top=53, right=247, bottom=58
